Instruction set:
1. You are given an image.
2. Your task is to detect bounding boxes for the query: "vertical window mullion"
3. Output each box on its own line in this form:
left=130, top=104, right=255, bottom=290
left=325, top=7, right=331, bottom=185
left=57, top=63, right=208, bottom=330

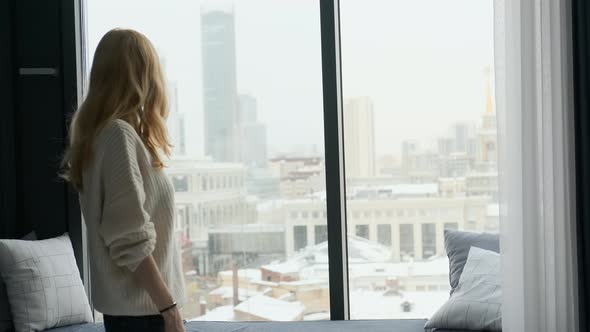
left=319, top=0, right=349, bottom=321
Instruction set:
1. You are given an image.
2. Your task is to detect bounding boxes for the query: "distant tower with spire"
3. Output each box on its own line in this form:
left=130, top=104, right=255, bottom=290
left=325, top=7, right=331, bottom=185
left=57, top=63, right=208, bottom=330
left=476, top=66, right=498, bottom=170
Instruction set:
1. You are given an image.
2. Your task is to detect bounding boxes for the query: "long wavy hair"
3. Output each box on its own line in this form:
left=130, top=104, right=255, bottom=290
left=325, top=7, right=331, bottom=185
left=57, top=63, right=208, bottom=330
left=62, top=28, right=171, bottom=191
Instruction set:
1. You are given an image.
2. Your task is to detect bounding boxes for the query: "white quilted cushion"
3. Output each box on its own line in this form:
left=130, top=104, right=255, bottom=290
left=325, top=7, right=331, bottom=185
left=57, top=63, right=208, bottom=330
left=425, top=246, right=502, bottom=331
left=0, top=232, right=37, bottom=332
left=0, top=233, right=92, bottom=332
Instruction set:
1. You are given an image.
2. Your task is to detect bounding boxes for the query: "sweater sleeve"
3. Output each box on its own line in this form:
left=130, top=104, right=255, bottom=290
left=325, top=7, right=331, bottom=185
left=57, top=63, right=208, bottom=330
left=98, top=122, right=156, bottom=272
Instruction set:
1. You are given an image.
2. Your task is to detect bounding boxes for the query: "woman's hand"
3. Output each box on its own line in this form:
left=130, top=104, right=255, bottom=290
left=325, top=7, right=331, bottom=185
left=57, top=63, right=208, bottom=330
left=131, top=256, right=185, bottom=332
left=162, top=306, right=185, bottom=332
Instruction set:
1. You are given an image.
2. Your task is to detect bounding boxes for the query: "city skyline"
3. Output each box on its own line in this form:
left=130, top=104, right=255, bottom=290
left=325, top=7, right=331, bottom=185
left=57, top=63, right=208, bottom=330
left=86, top=0, right=494, bottom=159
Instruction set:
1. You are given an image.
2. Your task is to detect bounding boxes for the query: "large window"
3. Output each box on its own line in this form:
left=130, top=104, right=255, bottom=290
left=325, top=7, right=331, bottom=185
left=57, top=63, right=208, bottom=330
left=85, top=0, right=329, bottom=321
left=83, top=0, right=498, bottom=322
left=340, top=0, right=498, bottom=319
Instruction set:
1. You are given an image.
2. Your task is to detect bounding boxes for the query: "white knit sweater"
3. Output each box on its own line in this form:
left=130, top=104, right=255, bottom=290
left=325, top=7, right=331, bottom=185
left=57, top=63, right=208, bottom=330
left=79, top=119, right=185, bottom=316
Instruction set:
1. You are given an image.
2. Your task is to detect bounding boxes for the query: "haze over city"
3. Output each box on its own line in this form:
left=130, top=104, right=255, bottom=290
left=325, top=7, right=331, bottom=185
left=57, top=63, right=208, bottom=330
left=86, top=0, right=494, bottom=159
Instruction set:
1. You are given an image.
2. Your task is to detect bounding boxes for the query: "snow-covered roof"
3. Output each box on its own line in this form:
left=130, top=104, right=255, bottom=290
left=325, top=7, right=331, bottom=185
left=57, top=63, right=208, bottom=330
left=251, top=280, right=279, bottom=287
left=303, top=312, right=330, bottom=321
left=261, top=260, right=305, bottom=274
left=349, top=256, right=450, bottom=278
left=191, top=305, right=234, bottom=321
left=262, top=236, right=392, bottom=276
left=349, top=290, right=450, bottom=319
left=208, top=287, right=265, bottom=301
left=218, top=269, right=261, bottom=280
left=234, top=295, right=305, bottom=321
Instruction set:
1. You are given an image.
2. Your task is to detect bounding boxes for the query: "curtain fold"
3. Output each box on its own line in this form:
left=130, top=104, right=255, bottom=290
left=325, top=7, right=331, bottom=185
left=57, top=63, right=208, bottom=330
left=494, top=0, right=578, bottom=331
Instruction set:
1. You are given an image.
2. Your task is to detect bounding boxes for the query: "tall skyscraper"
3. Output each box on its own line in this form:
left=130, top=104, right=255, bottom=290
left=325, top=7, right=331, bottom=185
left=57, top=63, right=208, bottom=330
left=201, top=9, right=240, bottom=162
left=343, top=97, right=376, bottom=178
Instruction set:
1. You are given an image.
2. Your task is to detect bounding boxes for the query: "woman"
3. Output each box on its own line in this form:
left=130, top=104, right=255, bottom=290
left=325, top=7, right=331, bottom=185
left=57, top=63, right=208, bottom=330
left=62, top=29, right=186, bottom=332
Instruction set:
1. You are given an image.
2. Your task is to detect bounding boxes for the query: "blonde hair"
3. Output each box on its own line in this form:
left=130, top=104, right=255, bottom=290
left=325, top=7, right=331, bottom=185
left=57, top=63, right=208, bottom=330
left=62, top=28, right=171, bottom=191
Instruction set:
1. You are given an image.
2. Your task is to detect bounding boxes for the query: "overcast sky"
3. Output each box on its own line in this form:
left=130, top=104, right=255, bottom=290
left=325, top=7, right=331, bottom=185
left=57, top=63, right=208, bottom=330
left=85, top=0, right=494, bottom=158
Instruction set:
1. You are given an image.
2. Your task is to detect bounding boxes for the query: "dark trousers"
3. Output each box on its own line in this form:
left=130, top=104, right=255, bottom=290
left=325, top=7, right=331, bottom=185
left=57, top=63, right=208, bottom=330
left=103, top=314, right=165, bottom=332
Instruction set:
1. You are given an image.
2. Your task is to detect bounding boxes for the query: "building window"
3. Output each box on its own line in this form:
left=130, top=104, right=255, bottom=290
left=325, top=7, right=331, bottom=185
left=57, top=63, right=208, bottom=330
left=294, top=226, right=308, bottom=251
left=312, top=211, right=320, bottom=219
left=315, top=225, right=328, bottom=244
left=290, top=211, right=298, bottom=219
left=355, top=224, right=370, bottom=239
left=363, top=211, right=371, bottom=218
left=202, top=177, right=208, bottom=191
left=400, top=224, right=414, bottom=259
left=172, top=175, right=189, bottom=192
left=302, top=211, right=309, bottom=219
left=375, top=210, right=382, bottom=218
left=422, top=223, right=437, bottom=259
left=377, top=224, right=392, bottom=246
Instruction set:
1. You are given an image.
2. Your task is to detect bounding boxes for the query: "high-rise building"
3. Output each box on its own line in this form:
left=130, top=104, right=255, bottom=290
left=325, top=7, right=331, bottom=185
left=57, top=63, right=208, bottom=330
left=242, top=123, right=268, bottom=168
left=201, top=9, right=240, bottom=162
left=239, top=94, right=268, bottom=168
left=239, top=94, right=257, bottom=124
left=167, top=82, right=186, bottom=155
left=343, top=97, right=376, bottom=178
left=450, top=122, right=475, bottom=154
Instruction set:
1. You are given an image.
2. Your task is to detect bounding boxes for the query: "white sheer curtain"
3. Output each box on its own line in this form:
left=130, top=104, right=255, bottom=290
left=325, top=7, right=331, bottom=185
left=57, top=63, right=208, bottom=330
left=494, top=0, right=578, bottom=331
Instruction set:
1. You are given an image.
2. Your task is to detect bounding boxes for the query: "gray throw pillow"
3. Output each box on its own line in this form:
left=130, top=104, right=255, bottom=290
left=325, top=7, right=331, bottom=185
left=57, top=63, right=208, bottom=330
left=445, top=229, right=499, bottom=293
left=0, top=232, right=36, bottom=332
left=425, top=246, right=502, bottom=331
left=0, top=233, right=92, bottom=332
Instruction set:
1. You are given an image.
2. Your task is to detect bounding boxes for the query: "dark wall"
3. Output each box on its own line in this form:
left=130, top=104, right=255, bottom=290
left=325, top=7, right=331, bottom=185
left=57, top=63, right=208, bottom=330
left=0, top=0, right=82, bottom=270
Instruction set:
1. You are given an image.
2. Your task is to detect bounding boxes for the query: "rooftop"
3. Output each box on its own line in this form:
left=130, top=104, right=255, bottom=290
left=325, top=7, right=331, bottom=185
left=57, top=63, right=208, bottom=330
left=234, top=295, right=305, bottom=321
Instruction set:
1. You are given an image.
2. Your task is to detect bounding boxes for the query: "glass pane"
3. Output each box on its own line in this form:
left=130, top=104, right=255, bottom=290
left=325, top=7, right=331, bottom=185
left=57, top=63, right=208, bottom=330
left=377, top=224, right=392, bottom=246
left=85, top=0, right=328, bottom=321
left=340, top=0, right=498, bottom=319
